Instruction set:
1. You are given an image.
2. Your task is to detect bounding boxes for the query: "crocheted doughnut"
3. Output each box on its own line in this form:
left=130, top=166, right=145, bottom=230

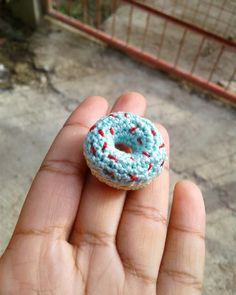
left=84, top=112, right=167, bottom=190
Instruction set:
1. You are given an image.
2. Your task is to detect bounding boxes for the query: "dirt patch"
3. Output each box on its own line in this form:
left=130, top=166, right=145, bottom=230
left=0, top=39, right=42, bottom=89
left=0, top=5, right=43, bottom=90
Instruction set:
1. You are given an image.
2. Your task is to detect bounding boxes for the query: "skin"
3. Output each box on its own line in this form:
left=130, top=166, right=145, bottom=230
left=0, top=92, right=205, bottom=295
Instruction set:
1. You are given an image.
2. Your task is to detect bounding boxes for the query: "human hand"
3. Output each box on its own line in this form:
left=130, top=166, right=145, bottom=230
left=0, top=92, right=205, bottom=295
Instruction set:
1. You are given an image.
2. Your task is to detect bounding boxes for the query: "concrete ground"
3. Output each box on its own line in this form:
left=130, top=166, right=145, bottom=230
left=0, top=19, right=236, bottom=295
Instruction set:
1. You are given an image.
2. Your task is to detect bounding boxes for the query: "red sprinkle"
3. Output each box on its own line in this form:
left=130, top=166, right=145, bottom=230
left=130, top=175, right=138, bottom=181
left=142, top=151, right=150, bottom=157
left=124, top=113, right=128, bottom=118
left=98, top=129, right=104, bottom=137
left=129, top=126, right=138, bottom=132
left=148, top=162, right=153, bottom=171
left=130, top=157, right=135, bottom=161
left=137, top=137, right=142, bottom=144
left=108, top=154, right=118, bottom=162
left=89, top=124, right=96, bottom=131
left=159, top=143, right=165, bottom=149
left=90, top=144, right=96, bottom=155
left=151, top=129, right=156, bottom=136
left=109, top=113, right=116, bottom=117
left=102, top=142, right=107, bottom=151
left=109, top=127, right=114, bottom=135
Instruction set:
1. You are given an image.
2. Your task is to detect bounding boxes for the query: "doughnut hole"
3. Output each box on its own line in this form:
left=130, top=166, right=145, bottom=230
left=115, top=143, right=132, bottom=154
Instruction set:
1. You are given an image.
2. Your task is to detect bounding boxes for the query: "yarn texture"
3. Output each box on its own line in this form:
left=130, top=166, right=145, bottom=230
left=84, top=112, right=167, bottom=190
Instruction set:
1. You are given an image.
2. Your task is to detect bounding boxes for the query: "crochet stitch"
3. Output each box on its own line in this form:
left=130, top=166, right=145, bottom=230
left=84, top=112, right=167, bottom=190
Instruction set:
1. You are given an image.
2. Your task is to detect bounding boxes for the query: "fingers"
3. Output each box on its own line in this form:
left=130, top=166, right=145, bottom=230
left=69, top=92, right=146, bottom=247
left=13, top=96, right=108, bottom=240
left=116, top=124, right=169, bottom=292
left=156, top=181, right=205, bottom=295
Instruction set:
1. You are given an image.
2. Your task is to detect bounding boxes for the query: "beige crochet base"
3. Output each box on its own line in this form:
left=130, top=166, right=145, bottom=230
left=84, top=156, right=151, bottom=190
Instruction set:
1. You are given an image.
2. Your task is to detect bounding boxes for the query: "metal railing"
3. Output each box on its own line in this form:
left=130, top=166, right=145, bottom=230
left=45, top=0, right=236, bottom=103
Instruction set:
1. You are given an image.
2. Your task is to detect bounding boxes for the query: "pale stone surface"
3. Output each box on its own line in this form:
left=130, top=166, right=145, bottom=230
left=0, top=20, right=235, bottom=295
left=205, top=209, right=236, bottom=295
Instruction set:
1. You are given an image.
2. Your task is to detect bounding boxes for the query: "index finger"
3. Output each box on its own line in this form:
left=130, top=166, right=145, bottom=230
left=12, top=96, right=108, bottom=241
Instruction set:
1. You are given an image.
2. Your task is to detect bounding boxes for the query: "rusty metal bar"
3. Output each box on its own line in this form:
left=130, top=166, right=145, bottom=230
left=202, top=0, right=214, bottom=29
left=141, top=12, right=151, bottom=51
left=208, top=45, right=225, bottom=82
left=81, top=0, right=87, bottom=23
left=212, top=0, right=228, bottom=32
left=182, top=0, right=231, bottom=27
left=190, top=36, right=206, bottom=75
left=174, top=28, right=188, bottom=66
left=192, top=0, right=202, bottom=23
left=80, top=0, right=90, bottom=24
left=157, top=19, right=168, bottom=58
left=126, top=4, right=134, bottom=44
left=223, top=5, right=236, bottom=37
left=136, top=0, right=234, bottom=19
left=95, top=0, right=101, bottom=28
left=180, top=3, right=231, bottom=27
left=86, top=0, right=91, bottom=25
left=122, top=0, right=236, bottom=49
left=46, top=8, right=236, bottom=103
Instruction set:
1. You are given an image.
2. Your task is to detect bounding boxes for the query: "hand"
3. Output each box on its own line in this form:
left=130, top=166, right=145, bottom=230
left=0, top=92, right=205, bottom=295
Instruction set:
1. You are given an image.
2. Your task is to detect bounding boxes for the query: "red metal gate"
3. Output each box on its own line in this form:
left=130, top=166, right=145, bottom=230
left=45, top=0, right=236, bottom=103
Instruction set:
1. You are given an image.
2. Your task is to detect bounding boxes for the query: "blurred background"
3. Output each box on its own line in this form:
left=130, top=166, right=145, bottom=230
left=0, top=0, right=235, bottom=294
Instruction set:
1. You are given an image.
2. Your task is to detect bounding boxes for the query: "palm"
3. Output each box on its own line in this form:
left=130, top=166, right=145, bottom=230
left=2, top=234, right=124, bottom=294
left=0, top=93, right=205, bottom=295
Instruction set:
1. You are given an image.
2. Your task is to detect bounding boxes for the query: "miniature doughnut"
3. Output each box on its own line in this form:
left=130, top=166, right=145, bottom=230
left=83, top=112, right=167, bottom=190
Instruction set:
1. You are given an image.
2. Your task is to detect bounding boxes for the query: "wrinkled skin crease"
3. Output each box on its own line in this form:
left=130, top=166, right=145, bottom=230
left=0, top=226, right=156, bottom=294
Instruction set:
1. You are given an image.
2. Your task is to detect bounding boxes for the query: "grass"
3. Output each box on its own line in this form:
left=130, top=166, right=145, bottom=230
left=53, top=0, right=114, bottom=27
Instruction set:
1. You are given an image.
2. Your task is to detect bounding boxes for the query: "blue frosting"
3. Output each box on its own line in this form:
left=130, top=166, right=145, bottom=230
left=84, top=112, right=167, bottom=188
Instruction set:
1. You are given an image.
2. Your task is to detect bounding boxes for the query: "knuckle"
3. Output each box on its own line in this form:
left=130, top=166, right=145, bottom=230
left=161, top=268, right=202, bottom=290
left=124, top=203, right=167, bottom=226
left=14, top=225, right=66, bottom=240
left=39, top=159, right=82, bottom=177
left=119, top=251, right=156, bottom=285
left=63, top=121, right=89, bottom=130
left=74, top=229, right=115, bottom=247
left=170, top=224, right=205, bottom=240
